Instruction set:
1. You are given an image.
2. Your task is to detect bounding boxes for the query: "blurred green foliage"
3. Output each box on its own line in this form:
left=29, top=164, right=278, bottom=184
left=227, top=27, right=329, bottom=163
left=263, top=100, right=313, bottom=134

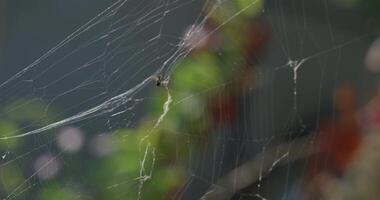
left=0, top=1, right=267, bottom=199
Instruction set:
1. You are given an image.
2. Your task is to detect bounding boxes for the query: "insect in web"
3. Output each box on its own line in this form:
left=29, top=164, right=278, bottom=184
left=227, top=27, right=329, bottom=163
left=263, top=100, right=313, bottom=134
left=153, top=74, right=168, bottom=87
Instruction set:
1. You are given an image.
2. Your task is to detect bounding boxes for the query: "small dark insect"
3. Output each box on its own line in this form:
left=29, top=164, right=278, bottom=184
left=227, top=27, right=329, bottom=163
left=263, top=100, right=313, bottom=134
left=155, top=75, right=162, bottom=86
left=154, top=74, right=165, bottom=87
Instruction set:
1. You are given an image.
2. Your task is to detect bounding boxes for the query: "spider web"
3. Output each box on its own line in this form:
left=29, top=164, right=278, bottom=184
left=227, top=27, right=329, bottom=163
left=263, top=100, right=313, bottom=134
left=0, top=0, right=377, bottom=199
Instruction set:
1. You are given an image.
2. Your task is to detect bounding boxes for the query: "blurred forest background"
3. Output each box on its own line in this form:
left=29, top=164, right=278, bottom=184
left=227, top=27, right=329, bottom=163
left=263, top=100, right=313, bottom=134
left=1, top=0, right=380, bottom=199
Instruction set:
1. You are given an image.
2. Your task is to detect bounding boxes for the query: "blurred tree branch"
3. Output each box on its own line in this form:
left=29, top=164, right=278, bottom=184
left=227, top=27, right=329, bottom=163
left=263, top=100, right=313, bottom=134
left=201, top=135, right=318, bottom=200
